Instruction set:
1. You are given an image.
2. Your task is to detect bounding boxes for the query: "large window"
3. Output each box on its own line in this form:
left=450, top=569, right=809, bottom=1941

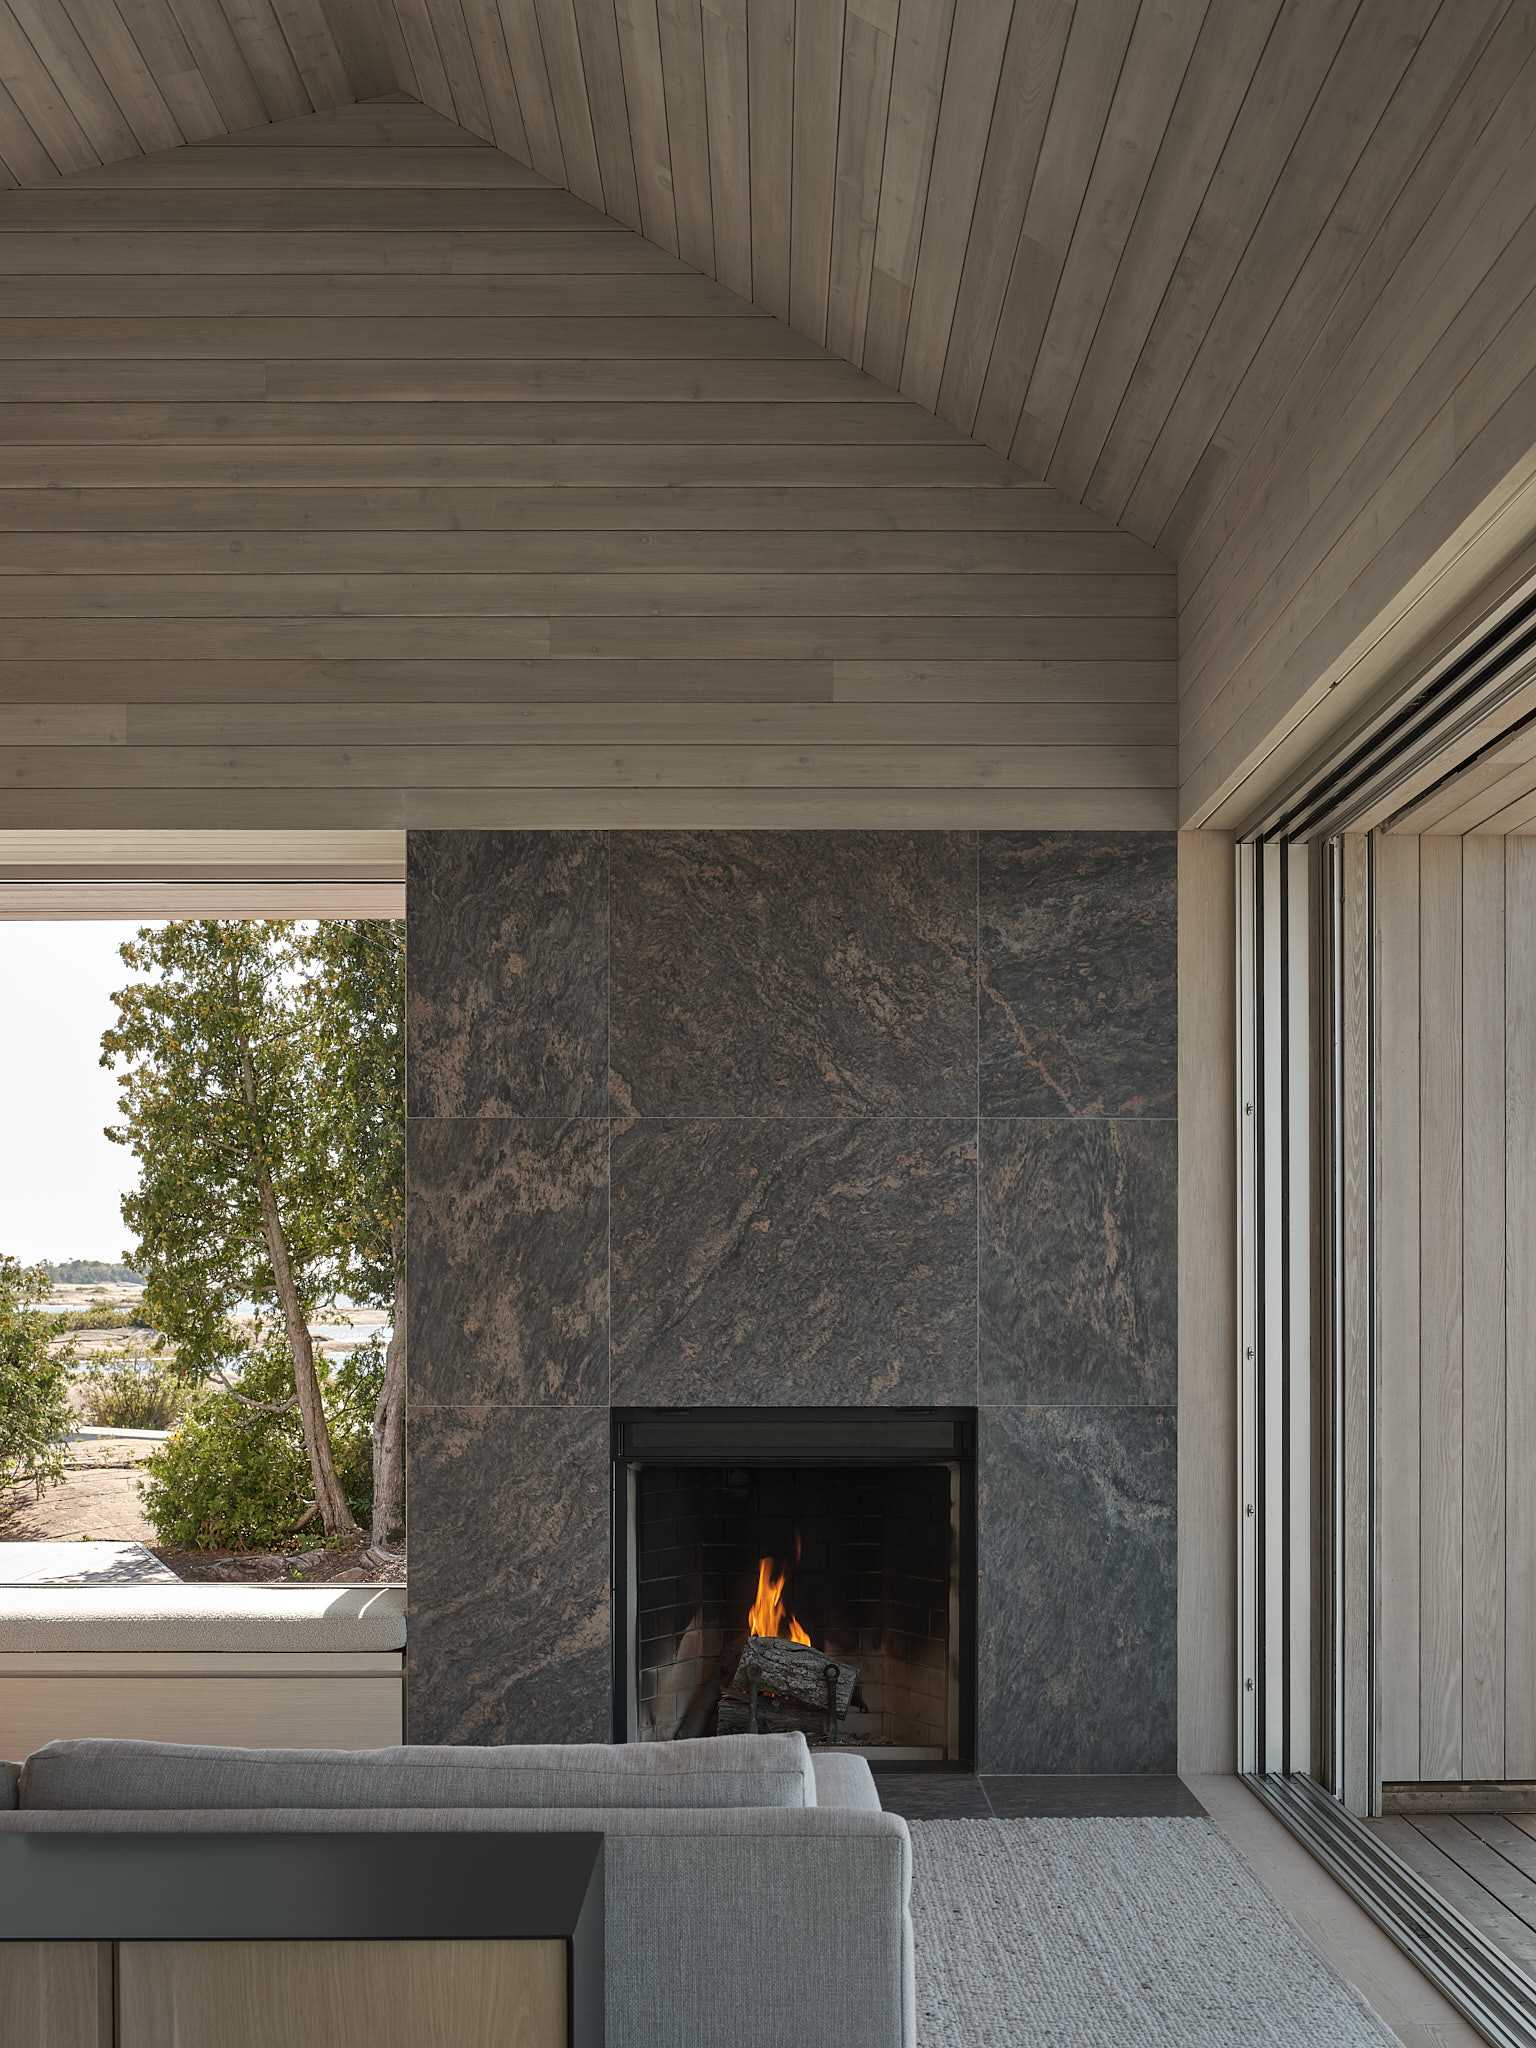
left=0, top=918, right=405, bottom=1586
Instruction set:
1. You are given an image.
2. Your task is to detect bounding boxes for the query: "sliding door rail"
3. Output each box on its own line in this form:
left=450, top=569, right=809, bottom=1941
left=1244, top=1774, right=1536, bottom=2048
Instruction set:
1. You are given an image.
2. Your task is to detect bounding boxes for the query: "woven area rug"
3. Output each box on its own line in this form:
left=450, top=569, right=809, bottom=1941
left=910, top=1818, right=1398, bottom=2047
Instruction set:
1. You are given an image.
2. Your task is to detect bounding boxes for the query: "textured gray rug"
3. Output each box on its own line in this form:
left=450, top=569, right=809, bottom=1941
left=911, top=1818, right=1398, bottom=2046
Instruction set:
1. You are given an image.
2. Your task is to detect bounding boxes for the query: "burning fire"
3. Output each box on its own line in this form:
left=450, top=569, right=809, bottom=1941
left=747, top=1555, right=812, bottom=1646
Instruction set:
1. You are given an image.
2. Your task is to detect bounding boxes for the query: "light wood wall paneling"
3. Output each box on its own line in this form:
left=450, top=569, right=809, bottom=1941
left=0, top=98, right=1177, bottom=844
left=1419, top=836, right=1464, bottom=1781
left=1373, top=833, right=1536, bottom=1785
left=1508, top=839, right=1536, bottom=1774
left=1376, top=833, right=1421, bottom=1784
left=1461, top=834, right=1507, bottom=1780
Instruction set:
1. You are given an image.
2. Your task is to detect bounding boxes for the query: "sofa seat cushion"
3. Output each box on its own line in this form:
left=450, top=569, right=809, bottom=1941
left=20, top=1732, right=819, bottom=1812
left=0, top=1586, right=405, bottom=1654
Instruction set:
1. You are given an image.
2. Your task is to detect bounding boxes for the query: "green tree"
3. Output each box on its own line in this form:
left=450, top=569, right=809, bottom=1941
left=303, top=921, right=406, bottom=1552
left=103, top=922, right=357, bottom=1540
left=0, top=1255, right=73, bottom=1506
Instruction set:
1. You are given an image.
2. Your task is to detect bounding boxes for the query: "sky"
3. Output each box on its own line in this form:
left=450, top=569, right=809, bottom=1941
left=0, top=923, right=150, bottom=1265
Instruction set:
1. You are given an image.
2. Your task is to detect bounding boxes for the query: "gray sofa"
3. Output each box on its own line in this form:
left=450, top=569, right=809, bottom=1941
left=0, top=1732, right=915, bottom=2048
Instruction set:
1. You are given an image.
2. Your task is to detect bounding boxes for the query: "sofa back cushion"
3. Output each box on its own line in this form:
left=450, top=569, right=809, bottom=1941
left=20, top=1733, right=818, bottom=1812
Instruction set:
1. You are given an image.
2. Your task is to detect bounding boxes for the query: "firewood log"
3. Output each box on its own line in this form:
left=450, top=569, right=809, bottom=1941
left=725, top=1635, right=857, bottom=1716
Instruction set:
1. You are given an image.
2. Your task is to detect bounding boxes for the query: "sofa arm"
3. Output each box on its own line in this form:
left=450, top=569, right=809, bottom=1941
left=0, top=1805, right=914, bottom=2048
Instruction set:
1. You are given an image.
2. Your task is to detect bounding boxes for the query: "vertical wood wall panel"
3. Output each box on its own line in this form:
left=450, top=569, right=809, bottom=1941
left=1461, top=834, right=1506, bottom=1778
left=1508, top=839, right=1536, bottom=1775
left=1376, top=833, right=1420, bottom=1783
left=1417, top=836, right=1463, bottom=1780
left=1376, top=832, right=1535, bottom=1784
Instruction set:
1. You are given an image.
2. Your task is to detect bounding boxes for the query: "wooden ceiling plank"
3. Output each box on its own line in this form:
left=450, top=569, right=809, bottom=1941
left=0, top=300, right=787, bottom=338
left=214, top=0, right=312, bottom=119
left=0, top=483, right=1126, bottom=532
left=1462, top=780, right=1536, bottom=838
left=572, top=0, right=640, bottom=228
left=56, top=0, right=184, bottom=153
left=419, top=0, right=496, bottom=138
left=263, top=357, right=901, bottom=396
left=0, top=180, right=610, bottom=217
left=0, top=0, right=103, bottom=170
left=1179, top=82, right=1536, bottom=714
left=656, top=0, right=711, bottom=271
left=494, top=0, right=566, bottom=182
left=898, top=0, right=1010, bottom=410
left=614, top=0, right=678, bottom=252
left=824, top=0, right=894, bottom=365
left=0, top=529, right=1179, bottom=572
left=1176, top=0, right=1531, bottom=617
left=1398, top=733, right=1536, bottom=835
left=391, top=0, right=456, bottom=119
left=700, top=0, right=749, bottom=298
left=532, top=0, right=603, bottom=207
left=313, top=0, right=398, bottom=97
left=787, top=0, right=843, bottom=344
left=1, top=741, right=1178, bottom=791
left=1013, top=0, right=1207, bottom=484
left=971, top=0, right=1140, bottom=460
left=1160, top=0, right=1507, bottom=565
left=1044, top=0, right=1280, bottom=507
left=0, top=71, right=62, bottom=179
left=0, top=225, right=672, bottom=270
left=860, top=0, right=952, bottom=386
left=0, top=614, right=1172, bottom=659
left=933, top=0, right=1070, bottom=435
left=155, top=0, right=267, bottom=132
left=0, top=441, right=1032, bottom=486
left=1124, top=0, right=1446, bottom=543
left=1083, top=0, right=1358, bottom=530
left=6, top=0, right=142, bottom=162
left=57, top=139, right=544, bottom=179
left=0, top=788, right=1181, bottom=830
left=0, top=395, right=966, bottom=440
left=268, top=0, right=354, bottom=109
left=745, top=0, right=791, bottom=314
left=0, top=568, right=1172, bottom=615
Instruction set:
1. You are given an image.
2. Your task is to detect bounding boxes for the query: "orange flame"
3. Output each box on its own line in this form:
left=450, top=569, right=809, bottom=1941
left=747, top=1555, right=813, bottom=1646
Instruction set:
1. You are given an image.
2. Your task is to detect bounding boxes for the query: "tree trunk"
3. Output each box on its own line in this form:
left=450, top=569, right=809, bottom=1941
left=370, top=1232, right=406, bottom=1553
left=254, top=1165, right=357, bottom=1542
left=240, top=1044, right=357, bottom=1544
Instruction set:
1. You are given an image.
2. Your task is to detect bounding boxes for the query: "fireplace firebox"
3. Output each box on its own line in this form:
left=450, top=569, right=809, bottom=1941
left=611, top=1410, right=976, bottom=1766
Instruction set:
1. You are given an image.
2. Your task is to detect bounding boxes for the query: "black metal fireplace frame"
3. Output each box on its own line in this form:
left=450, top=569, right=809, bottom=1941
left=609, top=1406, right=977, bottom=1771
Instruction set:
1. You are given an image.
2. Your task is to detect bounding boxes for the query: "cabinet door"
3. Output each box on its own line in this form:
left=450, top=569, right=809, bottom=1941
left=117, top=1938, right=567, bottom=2047
left=0, top=1943, right=111, bottom=2047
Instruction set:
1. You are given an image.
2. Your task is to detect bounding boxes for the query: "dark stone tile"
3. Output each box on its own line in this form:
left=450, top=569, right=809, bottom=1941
left=876, top=1772, right=995, bottom=1820
left=977, top=1405, right=1176, bottom=1774
left=979, top=831, right=1176, bottom=1118
left=980, top=1775, right=1204, bottom=1818
left=611, top=1118, right=978, bottom=1406
left=609, top=831, right=977, bottom=1117
left=407, top=831, right=607, bottom=1119
left=406, top=1405, right=610, bottom=1744
left=980, top=1119, right=1176, bottom=1404
left=408, top=1118, right=608, bottom=1406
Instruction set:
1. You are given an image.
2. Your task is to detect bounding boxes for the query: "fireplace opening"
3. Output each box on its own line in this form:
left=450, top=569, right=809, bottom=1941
left=612, top=1410, right=975, bottom=1766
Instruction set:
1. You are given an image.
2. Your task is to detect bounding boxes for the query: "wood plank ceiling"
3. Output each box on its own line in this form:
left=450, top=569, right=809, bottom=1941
left=5, top=0, right=1536, bottom=839
left=0, top=94, right=1175, bottom=856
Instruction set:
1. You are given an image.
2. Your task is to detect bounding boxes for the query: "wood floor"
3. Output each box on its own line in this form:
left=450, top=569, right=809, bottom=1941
left=1371, top=1811, right=1536, bottom=1981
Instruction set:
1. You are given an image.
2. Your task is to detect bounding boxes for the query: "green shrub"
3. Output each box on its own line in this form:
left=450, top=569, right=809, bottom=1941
left=77, top=1355, right=185, bottom=1431
left=140, top=1339, right=380, bottom=1551
left=48, top=1304, right=149, bottom=1335
left=0, top=1256, right=74, bottom=1504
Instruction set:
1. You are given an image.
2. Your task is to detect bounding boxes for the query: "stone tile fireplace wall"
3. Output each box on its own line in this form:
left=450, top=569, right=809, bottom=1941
left=406, top=829, right=1177, bottom=1771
